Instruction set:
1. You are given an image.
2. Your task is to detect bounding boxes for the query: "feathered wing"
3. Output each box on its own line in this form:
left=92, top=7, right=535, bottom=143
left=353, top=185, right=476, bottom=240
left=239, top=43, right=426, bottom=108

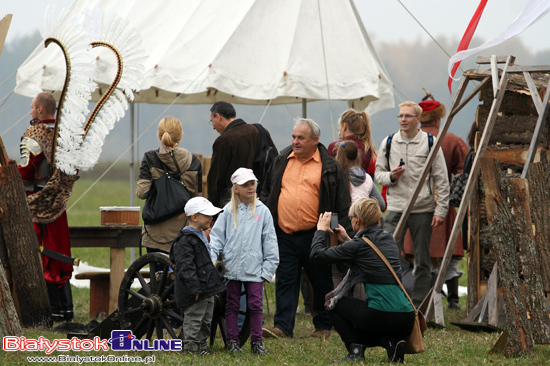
left=76, top=9, right=146, bottom=171
left=43, top=7, right=96, bottom=175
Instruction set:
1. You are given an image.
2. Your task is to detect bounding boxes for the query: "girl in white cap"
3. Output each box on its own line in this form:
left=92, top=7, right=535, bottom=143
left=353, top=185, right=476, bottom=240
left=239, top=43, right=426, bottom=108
left=210, top=168, right=279, bottom=355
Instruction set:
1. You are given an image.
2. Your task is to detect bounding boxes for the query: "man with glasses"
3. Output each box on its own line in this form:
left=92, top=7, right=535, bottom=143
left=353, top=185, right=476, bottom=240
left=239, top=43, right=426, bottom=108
left=207, top=101, right=276, bottom=208
left=261, top=118, right=352, bottom=339
left=375, top=101, right=449, bottom=307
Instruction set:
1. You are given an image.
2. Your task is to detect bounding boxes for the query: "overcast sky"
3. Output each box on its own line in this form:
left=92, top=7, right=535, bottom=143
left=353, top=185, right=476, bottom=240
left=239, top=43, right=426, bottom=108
left=4, top=0, right=550, bottom=55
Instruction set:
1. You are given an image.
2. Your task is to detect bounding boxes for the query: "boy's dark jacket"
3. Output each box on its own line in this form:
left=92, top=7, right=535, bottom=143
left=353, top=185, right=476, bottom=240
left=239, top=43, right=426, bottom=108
left=170, top=228, right=225, bottom=308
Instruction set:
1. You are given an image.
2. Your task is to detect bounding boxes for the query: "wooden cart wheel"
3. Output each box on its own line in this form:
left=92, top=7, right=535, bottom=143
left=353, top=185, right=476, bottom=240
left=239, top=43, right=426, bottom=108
left=117, top=253, right=181, bottom=340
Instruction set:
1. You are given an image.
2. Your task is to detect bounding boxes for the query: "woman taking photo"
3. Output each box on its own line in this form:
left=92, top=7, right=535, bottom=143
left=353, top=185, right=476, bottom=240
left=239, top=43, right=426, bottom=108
left=310, top=198, right=414, bottom=363
left=137, top=116, right=202, bottom=257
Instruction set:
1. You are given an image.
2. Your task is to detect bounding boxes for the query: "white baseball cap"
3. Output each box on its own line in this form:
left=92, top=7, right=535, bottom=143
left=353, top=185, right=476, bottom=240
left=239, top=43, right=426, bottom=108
left=184, top=197, right=222, bottom=216
left=231, top=167, right=257, bottom=185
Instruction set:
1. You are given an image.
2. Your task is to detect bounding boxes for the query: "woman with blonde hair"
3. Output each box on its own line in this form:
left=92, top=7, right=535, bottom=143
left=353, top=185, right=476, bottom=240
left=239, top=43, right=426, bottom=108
left=137, top=116, right=202, bottom=257
left=311, top=198, right=414, bottom=363
left=328, top=109, right=377, bottom=178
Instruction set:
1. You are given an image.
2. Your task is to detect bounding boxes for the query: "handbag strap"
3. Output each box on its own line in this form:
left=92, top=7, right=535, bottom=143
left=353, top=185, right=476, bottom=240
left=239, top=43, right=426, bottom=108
left=169, top=150, right=182, bottom=177
left=361, top=237, right=417, bottom=311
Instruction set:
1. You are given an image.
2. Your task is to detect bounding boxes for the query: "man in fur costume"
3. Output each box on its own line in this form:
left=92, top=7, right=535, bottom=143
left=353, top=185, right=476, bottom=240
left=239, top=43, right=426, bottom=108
left=403, top=98, right=469, bottom=309
left=18, top=92, right=77, bottom=321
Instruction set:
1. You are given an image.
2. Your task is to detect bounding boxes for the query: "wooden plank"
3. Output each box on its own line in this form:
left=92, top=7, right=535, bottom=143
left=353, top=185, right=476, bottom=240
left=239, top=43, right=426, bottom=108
left=69, top=226, right=142, bottom=248
left=0, top=14, right=12, bottom=57
left=521, top=77, right=550, bottom=178
left=427, top=56, right=515, bottom=325
left=433, top=292, right=445, bottom=326
left=0, top=136, right=8, bottom=165
left=109, top=247, right=125, bottom=313
left=476, top=56, right=509, bottom=64
left=523, top=72, right=543, bottom=115
left=491, top=55, right=499, bottom=96
left=464, top=292, right=487, bottom=322
left=487, top=263, right=499, bottom=327
left=507, top=65, right=550, bottom=73
left=467, top=177, right=480, bottom=311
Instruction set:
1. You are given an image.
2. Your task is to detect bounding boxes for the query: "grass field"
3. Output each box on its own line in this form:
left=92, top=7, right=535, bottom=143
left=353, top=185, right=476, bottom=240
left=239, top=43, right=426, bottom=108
left=3, top=177, right=549, bottom=365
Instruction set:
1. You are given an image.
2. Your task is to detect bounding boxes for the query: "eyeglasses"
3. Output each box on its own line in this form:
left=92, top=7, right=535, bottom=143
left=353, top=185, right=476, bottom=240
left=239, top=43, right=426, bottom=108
left=348, top=216, right=356, bottom=221
left=208, top=120, right=213, bottom=125
left=397, top=114, right=418, bottom=119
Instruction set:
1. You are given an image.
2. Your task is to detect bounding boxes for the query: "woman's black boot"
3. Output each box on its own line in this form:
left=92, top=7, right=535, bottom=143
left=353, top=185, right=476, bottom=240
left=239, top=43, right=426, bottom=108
left=382, top=338, right=405, bottom=363
left=333, top=343, right=365, bottom=363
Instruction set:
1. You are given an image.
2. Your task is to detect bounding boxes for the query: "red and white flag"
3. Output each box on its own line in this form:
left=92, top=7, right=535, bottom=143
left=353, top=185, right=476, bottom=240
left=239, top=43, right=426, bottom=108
left=448, top=0, right=550, bottom=93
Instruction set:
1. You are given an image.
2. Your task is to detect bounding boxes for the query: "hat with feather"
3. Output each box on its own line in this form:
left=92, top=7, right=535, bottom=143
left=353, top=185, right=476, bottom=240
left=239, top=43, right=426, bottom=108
left=418, top=88, right=446, bottom=122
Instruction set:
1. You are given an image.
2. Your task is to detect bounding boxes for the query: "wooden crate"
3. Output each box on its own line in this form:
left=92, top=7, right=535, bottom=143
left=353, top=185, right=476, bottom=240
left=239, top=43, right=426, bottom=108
left=99, top=206, right=140, bottom=226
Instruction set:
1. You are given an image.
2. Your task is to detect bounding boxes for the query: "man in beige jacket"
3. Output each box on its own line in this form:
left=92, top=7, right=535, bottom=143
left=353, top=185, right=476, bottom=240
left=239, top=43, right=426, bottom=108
left=375, top=101, right=449, bottom=307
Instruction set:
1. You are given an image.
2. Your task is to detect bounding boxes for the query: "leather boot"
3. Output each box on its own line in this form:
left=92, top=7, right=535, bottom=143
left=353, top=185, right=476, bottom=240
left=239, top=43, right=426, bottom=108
left=446, top=276, right=461, bottom=310
left=333, top=343, right=365, bottom=363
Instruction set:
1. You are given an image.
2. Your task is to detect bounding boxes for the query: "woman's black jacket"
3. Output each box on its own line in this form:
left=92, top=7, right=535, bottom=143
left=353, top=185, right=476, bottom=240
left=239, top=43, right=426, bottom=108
left=310, top=224, right=402, bottom=289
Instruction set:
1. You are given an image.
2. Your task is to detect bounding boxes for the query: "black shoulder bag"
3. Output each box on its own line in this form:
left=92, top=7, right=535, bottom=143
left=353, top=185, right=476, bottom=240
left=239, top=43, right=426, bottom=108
left=142, top=151, right=191, bottom=225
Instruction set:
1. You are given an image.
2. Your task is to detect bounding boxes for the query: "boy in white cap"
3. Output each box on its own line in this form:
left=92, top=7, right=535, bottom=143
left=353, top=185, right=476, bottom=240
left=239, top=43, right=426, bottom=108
left=170, top=197, right=225, bottom=355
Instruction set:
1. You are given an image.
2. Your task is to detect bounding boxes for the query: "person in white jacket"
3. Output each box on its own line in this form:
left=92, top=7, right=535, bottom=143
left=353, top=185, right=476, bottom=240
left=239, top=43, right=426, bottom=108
left=375, top=101, right=449, bottom=307
left=210, top=168, right=279, bottom=355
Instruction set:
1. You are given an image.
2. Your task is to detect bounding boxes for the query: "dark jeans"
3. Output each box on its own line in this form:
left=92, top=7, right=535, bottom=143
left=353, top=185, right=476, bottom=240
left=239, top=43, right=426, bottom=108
left=274, top=229, right=333, bottom=337
left=329, top=296, right=415, bottom=348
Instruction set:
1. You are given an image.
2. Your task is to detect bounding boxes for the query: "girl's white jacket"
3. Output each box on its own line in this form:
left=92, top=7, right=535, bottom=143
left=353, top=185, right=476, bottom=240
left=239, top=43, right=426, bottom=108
left=210, top=199, right=279, bottom=283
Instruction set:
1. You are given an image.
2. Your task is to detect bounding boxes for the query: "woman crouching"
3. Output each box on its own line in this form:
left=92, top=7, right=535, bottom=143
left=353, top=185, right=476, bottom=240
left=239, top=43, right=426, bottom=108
left=310, top=198, right=415, bottom=363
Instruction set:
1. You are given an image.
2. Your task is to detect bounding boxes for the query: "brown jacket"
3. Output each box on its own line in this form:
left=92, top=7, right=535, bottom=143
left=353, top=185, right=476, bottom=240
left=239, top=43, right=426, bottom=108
left=137, top=147, right=202, bottom=251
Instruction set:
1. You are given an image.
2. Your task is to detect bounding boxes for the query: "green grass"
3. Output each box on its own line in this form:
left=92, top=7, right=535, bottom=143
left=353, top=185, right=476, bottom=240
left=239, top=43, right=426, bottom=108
left=3, top=178, right=548, bottom=365
left=4, top=286, right=550, bottom=365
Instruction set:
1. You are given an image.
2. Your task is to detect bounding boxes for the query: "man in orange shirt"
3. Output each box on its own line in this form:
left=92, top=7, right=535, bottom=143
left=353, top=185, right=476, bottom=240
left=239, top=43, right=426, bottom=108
left=261, top=119, right=352, bottom=339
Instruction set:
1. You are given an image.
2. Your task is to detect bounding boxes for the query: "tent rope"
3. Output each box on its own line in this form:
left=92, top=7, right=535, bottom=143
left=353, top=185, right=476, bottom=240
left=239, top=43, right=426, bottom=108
left=397, top=0, right=466, bottom=75
left=0, top=97, right=28, bottom=137
left=316, top=0, right=335, bottom=141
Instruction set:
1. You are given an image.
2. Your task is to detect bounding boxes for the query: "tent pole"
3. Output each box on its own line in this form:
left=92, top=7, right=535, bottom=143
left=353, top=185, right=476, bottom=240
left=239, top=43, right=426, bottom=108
left=302, top=98, right=307, bottom=118
left=129, top=101, right=136, bottom=263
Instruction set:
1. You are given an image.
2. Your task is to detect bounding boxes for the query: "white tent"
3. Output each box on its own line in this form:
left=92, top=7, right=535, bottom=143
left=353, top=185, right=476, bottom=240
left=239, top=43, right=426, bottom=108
left=15, top=0, right=394, bottom=114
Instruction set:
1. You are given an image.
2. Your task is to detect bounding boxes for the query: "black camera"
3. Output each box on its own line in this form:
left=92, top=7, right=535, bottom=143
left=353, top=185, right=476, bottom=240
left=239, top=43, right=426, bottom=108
left=399, top=158, right=405, bottom=166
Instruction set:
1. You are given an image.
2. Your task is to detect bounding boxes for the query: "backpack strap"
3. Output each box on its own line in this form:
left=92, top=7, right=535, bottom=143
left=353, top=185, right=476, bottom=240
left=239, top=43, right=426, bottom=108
left=385, top=133, right=394, bottom=168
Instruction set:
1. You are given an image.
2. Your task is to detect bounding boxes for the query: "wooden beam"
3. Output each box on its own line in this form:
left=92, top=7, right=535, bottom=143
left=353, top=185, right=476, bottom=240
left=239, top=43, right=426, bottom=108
left=521, top=76, right=550, bottom=178
left=476, top=56, right=510, bottom=64
left=0, top=14, right=12, bottom=57
left=491, top=55, right=500, bottom=96
left=523, top=72, right=543, bottom=115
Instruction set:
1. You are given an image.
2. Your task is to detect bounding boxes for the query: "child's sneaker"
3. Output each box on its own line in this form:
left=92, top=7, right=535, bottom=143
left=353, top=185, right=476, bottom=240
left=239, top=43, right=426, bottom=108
left=251, top=341, right=269, bottom=355
left=225, top=340, right=243, bottom=353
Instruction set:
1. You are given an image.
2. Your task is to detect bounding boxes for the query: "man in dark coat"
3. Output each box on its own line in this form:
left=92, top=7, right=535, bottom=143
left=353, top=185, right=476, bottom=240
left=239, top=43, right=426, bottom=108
left=207, top=101, right=276, bottom=207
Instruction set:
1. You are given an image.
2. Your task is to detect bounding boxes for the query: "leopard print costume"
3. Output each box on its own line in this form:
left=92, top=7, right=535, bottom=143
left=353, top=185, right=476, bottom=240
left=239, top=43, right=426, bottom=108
left=22, top=123, right=78, bottom=224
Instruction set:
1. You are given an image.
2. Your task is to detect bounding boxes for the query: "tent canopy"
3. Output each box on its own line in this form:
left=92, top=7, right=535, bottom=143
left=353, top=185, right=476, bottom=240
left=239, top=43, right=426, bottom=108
left=15, top=0, right=394, bottom=114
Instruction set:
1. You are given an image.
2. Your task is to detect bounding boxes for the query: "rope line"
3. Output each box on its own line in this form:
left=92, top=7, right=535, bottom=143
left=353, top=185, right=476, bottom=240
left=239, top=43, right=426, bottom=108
left=316, top=0, right=335, bottom=140
left=396, top=0, right=467, bottom=75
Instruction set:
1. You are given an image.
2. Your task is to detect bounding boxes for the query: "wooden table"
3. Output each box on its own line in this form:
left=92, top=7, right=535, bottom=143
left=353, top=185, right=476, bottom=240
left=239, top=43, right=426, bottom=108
left=70, top=225, right=142, bottom=314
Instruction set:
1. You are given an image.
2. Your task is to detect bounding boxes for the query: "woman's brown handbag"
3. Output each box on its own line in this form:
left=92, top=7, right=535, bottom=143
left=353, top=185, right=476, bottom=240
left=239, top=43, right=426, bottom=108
left=362, top=238, right=427, bottom=354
